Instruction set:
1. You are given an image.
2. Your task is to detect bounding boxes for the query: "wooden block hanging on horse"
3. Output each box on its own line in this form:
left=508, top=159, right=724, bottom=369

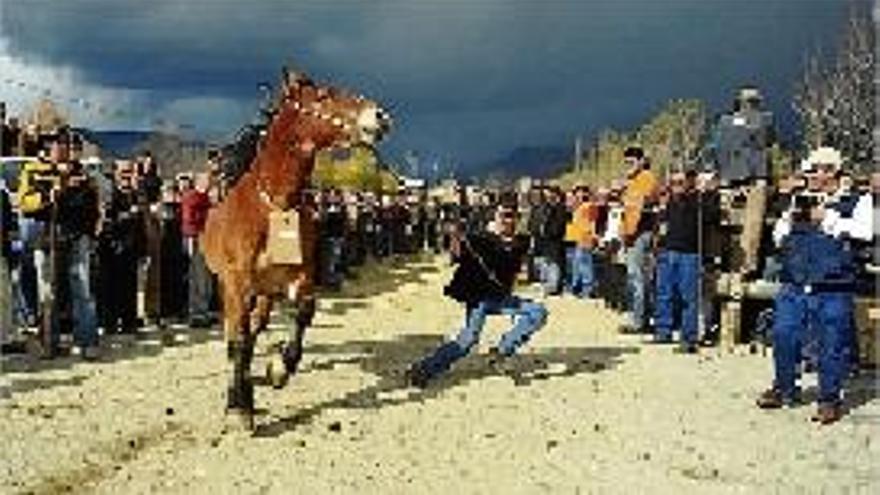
left=267, top=210, right=303, bottom=265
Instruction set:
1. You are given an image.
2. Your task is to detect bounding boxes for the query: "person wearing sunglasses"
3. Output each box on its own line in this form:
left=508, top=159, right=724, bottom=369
left=407, top=197, right=548, bottom=387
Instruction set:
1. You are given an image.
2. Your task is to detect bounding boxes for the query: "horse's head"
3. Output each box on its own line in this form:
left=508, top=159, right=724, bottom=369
left=270, top=71, right=391, bottom=153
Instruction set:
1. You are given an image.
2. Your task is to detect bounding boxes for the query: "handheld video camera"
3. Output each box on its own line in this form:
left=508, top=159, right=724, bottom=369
left=791, top=190, right=825, bottom=223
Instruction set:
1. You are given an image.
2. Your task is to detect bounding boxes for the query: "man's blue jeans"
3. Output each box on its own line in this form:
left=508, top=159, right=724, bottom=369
left=654, top=250, right=701, bottom=344
left=67, top=236, right=98, bottom=348
left=535, top=256, right=562, bottom=295
left=565, top=247, right=576, bottom=292
left=416, top=296, right=548, bottom=379
left=570, top=247, right=595, bottom=298
left=772, top=285, right=851, bottom=405
left=625, top=231, right=652, bottom=328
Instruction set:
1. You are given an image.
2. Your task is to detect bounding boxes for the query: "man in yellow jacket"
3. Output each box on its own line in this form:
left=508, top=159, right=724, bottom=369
left=565, top=187, right=598, bottom=298
left=620, top=147, right=659, bottom=333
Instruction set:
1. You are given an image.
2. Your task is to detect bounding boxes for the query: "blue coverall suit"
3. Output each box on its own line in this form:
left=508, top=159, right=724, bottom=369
left=773, top=223, right=855, bottom=406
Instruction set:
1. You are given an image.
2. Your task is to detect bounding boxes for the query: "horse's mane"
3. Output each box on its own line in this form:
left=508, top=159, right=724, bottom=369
left=221, top=121, right=265, bottom=187
left=219, top=77, right=292, bottom=187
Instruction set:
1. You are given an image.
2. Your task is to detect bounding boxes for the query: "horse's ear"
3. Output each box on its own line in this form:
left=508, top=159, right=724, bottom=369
left=283, top=66, right=308, bottom=90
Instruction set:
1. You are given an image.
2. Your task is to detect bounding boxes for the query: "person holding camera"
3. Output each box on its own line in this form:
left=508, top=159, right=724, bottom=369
left=757, top=148, right=859, bottom=424
left=19, top=131, right=100, bottom=359
left=407, top=198, right=548, bottom=388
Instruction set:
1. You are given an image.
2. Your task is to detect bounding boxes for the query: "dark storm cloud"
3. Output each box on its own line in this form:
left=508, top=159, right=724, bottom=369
left=0, top=0, right=855, bottom=165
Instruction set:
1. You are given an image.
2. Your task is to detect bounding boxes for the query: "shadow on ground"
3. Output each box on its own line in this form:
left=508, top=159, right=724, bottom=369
left=252, top=334, right=640, bottom=438
left=797, top=369, right=880, bottom=418
left=0, top=325, right=222, bottom=396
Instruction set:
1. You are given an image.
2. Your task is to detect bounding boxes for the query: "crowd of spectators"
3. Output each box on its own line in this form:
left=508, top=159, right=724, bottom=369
left=1, top=115, right=877, bottom=422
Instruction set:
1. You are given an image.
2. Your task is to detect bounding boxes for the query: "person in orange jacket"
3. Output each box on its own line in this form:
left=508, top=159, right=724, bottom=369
left=620, top=147, right=659, bottom=333
left=566, top=187, right=598, bottom=298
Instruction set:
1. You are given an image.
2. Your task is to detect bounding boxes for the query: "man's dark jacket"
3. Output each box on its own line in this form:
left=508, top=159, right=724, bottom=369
left=532, top=202, right=568, bottom=262
left=660, top=190, right=720, bottom=254
left=1, top=188, right=16, bottom=260
left=445, top=232, right=529, bottom=306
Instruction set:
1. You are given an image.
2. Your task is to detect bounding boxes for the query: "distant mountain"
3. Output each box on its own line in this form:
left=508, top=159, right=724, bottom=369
left=470, top=145, right=571, bottom=180
left=76, top=129, right=154, bottom=158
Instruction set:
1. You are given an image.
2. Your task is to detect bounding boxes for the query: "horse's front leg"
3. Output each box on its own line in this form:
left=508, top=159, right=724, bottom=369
left=285, top=269, right=316, bottom=375
left=223, top=281, right=256, bottom=431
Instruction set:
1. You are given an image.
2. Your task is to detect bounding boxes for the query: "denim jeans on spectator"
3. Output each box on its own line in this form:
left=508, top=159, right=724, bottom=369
left=535, top=256, right=562, bottom=295
left=654, top=250, right=700, bottom=344
left=571, top=247, right=596, bottom=298
left=415, top=296, right=548, bottom=379
left=321, top=237, right=344, bottom=289
left=33, top=248, right=53, bottom=313
left=625, top=231, right=652, bottom=329
left=67, top=236, right=98, bottom=348
left=0, top=256, right=12, bottom=343
left=565, top=247, right=576, bottom=292
left=772, top=285, right=851, bottom=405
left=185, top=237, right=213, bottom=321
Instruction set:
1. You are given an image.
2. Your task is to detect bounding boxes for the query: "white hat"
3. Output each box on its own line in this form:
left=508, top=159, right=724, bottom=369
left=806, top=147, right=843, bottom=171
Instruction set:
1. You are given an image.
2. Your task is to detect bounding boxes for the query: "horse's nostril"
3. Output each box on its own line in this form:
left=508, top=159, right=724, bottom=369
left=376, top=109, right=392, bottom=128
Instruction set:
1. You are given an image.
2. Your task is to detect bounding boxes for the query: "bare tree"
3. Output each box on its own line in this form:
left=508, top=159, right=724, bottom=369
left=794, top=2, right=875, bottom=171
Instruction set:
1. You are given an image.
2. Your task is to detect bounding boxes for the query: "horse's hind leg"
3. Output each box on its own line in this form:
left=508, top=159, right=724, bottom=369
left=224, top=283, right=256, bottom=431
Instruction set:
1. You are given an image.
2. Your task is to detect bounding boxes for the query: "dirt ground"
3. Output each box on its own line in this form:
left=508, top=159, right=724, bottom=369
left=1, top=256, right=878, bottom=494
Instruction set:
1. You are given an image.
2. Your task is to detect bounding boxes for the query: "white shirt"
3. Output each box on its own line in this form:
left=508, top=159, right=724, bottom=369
left=602, top=205, right=624, bottom=245
left=821, top=193, right=873, bottom=242
left=773, top=192, right=874, bottom=246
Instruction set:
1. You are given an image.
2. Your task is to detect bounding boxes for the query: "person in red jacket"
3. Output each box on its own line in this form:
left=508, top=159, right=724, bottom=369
left=180, top=172, right=215, bottom=327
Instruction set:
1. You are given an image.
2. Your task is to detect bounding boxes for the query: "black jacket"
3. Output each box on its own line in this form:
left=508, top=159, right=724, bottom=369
left=322, top=205, right=347, bottom=239
left=444, top=232, right=529, bottom=305
left=1, top=188, right=15, bottom=260
left=532, top=202, right=568, bottom=261
left=661, top=190, right=720, bottom=254
left=138, top=173, right=163, bottom=204
left=56, top=180, right=100, bottom=241
left=101, top=188, right=145, bottom=257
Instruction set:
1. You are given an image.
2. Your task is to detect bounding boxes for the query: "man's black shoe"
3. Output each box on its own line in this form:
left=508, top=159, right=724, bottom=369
left=674, top=343, right=698, bottom=354
left=649, top=336, right=674, bottom=345
left=619, top=324, right=642, bottom=335
left=405, top=364, right=430, bottom=389
left=189, top=316, right=211, bottom=329
left=487, top=347, right=521, bottom=376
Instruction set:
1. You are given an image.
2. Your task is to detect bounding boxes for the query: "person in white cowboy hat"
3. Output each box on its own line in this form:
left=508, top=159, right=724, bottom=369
left=775, top=146, right=870, bottom=244
left=759, top=145, right=870, bottom=423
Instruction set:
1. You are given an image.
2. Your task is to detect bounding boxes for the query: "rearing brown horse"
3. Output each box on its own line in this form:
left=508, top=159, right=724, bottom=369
left=200, top=70, right=391, bottom=429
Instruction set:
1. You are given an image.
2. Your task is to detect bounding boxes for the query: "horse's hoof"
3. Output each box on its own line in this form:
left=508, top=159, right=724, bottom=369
left=266, top=354, right=290, bottom=390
